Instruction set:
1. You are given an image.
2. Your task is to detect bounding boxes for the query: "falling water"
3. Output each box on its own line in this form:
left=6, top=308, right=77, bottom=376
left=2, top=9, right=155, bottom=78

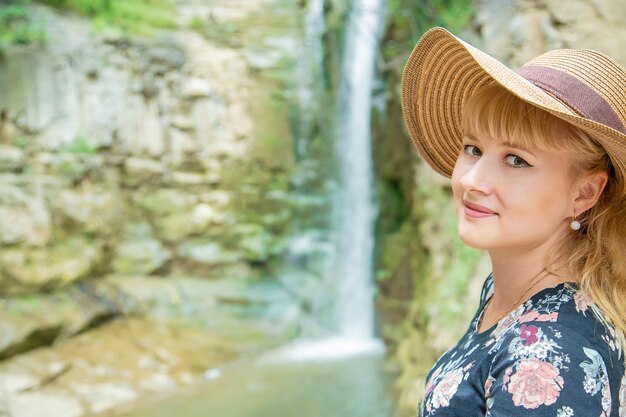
left=261, top=0, right=386, bottom=361
left=119, top=2, right=396, bottom=415
left=334, top=0, right=384, bottom=343
left=293, top=0, right=325, bottom=161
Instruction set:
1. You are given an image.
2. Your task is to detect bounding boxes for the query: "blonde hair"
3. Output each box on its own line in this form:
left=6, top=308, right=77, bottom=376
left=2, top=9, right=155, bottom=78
left=461, top=83, right=626, bottom=356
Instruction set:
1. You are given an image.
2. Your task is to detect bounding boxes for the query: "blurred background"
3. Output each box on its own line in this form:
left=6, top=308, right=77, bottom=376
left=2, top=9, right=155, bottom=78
left=0, top=0, right=624, bottom=416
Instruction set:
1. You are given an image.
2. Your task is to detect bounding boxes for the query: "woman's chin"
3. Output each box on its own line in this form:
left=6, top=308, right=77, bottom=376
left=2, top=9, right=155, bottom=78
left=457, top=226, right=494, bottom=250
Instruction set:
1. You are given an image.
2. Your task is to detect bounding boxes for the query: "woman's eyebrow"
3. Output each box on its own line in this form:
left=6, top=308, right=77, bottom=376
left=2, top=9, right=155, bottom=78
left=501, top=141, right=537, bottom=157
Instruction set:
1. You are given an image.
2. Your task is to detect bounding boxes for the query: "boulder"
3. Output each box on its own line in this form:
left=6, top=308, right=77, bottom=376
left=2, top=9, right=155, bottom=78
left=0, top=238, right=102, bottom=294
left=0, top=282, right=124, bottom=360
left=111, top=238, right=172, bottom=275
left=123, top=157, right=166, bottom=187
left=181, top=77, right=212, bottom=99
left=73, top=382, right=138, bottom=414
left=154, top=203, right=224, bottom=242
left=49, top=185, right=124, bottom=236
left=0, top=391, right=83, bottom=417
left=0, top=144, right=26, bottom=172
left=0, top=183, right=51, bottom=246
left=134, top=188, right=197, bottom=217
left=177, top=239, right=240, bottom=266
left=231, top=223, right=278, bottom=262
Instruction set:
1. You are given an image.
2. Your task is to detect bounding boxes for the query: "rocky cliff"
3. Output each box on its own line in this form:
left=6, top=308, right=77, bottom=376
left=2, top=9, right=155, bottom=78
left=0, top=1, right=338, bottom=415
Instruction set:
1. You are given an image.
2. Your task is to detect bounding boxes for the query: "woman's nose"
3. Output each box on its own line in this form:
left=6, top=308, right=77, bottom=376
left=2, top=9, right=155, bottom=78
left=459, top=157, right=495, bottom=195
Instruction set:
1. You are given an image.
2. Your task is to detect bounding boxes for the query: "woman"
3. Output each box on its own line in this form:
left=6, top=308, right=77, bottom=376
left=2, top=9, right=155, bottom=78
left=401, top=27, right=626, bottom=416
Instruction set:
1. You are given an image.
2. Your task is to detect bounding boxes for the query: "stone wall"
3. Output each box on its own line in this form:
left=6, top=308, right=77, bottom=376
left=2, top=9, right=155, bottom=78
left=475, top=0, right=626, bottom=67
left=0, top=1, right=344, bottom=415
left=0, top=6, right=259, bottom=295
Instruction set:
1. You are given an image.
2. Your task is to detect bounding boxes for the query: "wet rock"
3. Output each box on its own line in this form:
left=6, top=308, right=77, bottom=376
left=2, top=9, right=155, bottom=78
left=73, top=382, right=138, bottom=414
left=50, top=185, right=124, bottom=236
left=139, top=373, right=177, bottom=392
left=155, top=203, right=223, bottom=242
left=0, top=239, right=101, bottom=294
left=199, top=190, right=231, bottom=208
left=0, top=184, right=51, bottom=246
left=170, top=115, right=194, bottom=131
left=1, top=391, right=84, bottom=417
left=177, top=240, right=240, bottom=266
left=135, top=188, right=197, bottom=217
left=168, top=128, right=199, bottom=168
left=477, top=0, right=626, bottom=67
left=112, top=238, right=172, bottom=275
left=181, top=77, right=212, bottom=99
left=139, top=42, right=186, bottom=72
left=123, top=157, right=166, bottom=187
left=0, top=372, right=40, bottom=392
left=0, top=311, right=62, bottom=360
left=36, top=153, right=106, bottom=184
left=0, top=145, right=25, bottom=172
left=232, top=223, right=277, bottom=262
left=170, top=171, right=209, bottom=185
left=0, top=282, right=125, bottom=359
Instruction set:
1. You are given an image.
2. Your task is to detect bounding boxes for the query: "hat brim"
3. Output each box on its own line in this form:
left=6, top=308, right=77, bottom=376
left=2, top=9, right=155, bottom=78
left=401, top=27, right=626, bottom=179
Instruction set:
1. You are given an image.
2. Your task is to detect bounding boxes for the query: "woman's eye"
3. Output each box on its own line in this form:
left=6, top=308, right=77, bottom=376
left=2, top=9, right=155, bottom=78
left=505, top=154, right=531, bottom=168
left=463, top=145, right=482, bottom=157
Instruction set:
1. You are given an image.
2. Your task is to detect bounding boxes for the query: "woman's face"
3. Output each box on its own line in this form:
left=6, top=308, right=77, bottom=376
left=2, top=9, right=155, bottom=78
left=451, top=131, right=576, bottom=252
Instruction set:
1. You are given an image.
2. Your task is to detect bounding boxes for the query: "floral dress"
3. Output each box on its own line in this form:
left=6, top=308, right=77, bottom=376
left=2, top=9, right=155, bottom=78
left=419, top=274, right=626, bottom=417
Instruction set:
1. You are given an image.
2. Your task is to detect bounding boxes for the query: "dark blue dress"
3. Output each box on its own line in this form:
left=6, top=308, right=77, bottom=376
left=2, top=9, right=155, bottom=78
left=419, top=274, right=626, bottom=416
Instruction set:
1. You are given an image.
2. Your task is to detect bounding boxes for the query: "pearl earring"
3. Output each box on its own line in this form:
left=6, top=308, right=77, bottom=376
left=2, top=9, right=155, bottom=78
left=570, top=212, right=581, bottom=231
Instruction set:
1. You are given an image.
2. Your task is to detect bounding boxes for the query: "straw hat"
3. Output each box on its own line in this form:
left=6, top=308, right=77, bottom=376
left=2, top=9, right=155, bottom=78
left=401, top=27, right=626, bottom=181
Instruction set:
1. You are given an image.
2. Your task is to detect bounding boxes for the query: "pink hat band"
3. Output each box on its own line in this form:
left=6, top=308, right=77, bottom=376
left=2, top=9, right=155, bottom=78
left=517, top=66, right=626, bottom=135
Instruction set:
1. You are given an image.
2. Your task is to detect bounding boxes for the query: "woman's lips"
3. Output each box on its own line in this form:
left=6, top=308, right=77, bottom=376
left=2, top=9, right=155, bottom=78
left=463, top=200, right=498, bottom=218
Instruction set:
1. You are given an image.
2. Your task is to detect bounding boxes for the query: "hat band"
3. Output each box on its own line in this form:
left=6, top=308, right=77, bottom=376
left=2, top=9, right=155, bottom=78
left=517, top=65, right=626, bottom=135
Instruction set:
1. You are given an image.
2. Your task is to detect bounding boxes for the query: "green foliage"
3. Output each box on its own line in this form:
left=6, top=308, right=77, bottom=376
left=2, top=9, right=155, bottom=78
left=35, top=0, right=177, bottom=35
left=60, top=136, right=98, bottom=154
left=14, top=136, right=31, bottom=149
left=0, top=0, right=47, bottom=48
left=189, top=15, right=239, bottom=47
left=383, top=0, right=474, bottom=62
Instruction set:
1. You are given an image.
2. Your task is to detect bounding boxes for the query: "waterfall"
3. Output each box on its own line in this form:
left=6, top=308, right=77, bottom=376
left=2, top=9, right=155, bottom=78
left=334, top=0, right=384, bottom=342
left=293, top=0, right=325, bottom=161
left=262, top=0, right=385, bottom=362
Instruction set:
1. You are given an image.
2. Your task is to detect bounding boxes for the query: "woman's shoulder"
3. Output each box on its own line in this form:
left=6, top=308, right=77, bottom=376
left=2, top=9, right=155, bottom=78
left=487, top=283, right=624, bottom=377
left=482, top=285, right=626, bottom=415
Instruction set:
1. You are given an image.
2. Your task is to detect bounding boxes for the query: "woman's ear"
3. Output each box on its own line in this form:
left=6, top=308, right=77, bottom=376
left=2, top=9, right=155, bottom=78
left=573, top=171, right=608, bottom=214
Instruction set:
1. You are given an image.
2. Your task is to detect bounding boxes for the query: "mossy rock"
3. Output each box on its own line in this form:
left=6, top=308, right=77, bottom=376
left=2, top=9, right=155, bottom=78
left=0, top=238, right=103, bottom=294
left=134, top=189, right=198, bottom=217
left=111, top=238, right=172, bottom=275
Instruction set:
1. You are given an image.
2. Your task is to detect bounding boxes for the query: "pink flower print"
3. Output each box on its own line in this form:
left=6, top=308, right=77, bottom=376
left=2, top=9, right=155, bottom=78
left=484, top=376, right=495, bottom=398
left=430, top=368, right=464, bottom=409
left=503, top=366, right=513, bottom=385
left=506, top=358, right=564, bottom=409
left=519, top=311, right=558, bottom=323
left=425, top=366, right=443, bottom=396
left=492, top=309, right=523, bottom=339
left=520, top=324, right=539, bottom=346
left=537, top=312, right=558, bottom=322
left=519, top=311, right=540, bottom=323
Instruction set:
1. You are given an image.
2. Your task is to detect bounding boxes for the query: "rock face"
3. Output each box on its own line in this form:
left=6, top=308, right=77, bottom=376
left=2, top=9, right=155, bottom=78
left=476, top=0, right=626, bottom=67
left=0, top=2, right=304, bottom=295
left=0, top=0, right=335, bottom=415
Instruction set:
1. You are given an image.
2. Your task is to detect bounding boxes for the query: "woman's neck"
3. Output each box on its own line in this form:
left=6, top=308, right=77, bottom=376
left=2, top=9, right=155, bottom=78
left=488, top=242, right=566, bottom=312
